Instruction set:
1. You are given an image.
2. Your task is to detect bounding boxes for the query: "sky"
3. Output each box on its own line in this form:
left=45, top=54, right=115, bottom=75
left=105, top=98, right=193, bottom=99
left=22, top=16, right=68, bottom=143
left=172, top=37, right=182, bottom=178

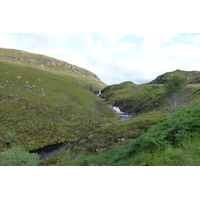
left=0, top=33, right=200, bottom=85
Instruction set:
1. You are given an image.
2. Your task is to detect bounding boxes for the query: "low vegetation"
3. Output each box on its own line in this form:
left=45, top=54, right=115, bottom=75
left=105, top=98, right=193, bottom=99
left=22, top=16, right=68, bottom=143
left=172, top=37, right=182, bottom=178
left=1, top=48, right=200, bottom=166
left=0, top=49, right=115, bottom=152
left=0, top=146, right=40, bottom=166
left=59, top=106, right=200, bottom=166
left=53, top=73, right=200, bottom=166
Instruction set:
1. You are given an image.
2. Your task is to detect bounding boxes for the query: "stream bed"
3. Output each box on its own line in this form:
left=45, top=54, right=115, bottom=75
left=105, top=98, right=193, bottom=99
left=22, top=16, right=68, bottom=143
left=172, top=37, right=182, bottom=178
left=31, top=91, right=133, bottom=160
left=30, top=142, right=69, bottom=160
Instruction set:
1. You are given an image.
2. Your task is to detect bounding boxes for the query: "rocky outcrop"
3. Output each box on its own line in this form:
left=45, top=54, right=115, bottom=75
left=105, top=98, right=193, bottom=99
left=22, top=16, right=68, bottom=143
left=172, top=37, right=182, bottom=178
left=150, top=74, right=167, bottom=84
left=0, top=55, right=100, bottom=82
left=150, top=69, right=200, bottom=84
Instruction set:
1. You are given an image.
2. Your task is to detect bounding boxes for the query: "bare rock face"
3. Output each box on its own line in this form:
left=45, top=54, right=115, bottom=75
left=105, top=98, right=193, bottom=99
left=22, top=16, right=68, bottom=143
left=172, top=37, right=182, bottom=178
left=150, top=75, right=167, bottom=84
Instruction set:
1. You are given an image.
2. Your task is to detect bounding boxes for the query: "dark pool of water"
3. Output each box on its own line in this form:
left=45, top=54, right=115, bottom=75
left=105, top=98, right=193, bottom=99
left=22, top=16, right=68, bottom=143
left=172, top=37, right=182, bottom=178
left=30, top=142, right=69, bottom=160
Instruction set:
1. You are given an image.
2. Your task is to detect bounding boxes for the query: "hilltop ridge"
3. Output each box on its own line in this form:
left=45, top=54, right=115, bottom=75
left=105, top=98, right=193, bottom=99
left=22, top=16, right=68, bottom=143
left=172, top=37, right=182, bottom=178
left=0, top=48, right=102, bottom=83
left=150, top=69, right=200, bottom=84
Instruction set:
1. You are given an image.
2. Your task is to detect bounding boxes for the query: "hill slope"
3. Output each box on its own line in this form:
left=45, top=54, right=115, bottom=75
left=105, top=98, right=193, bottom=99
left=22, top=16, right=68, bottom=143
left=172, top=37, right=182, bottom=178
left=150, top=69, right=200, bottom=84
left=0, top=48, right=105, bottom=92
left=0, top=48, right=115, bottom=151
left=101, top=70, right=200, bottom=115
left=51, top=70, right=200, bottom=166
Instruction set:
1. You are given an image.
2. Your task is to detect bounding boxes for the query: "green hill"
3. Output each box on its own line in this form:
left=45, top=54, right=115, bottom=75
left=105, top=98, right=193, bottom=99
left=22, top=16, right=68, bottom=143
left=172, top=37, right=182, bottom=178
left=101, top=70, right=200, bottom=115
left=50, top=70, right=200, bottom=166
left=60, top=106, right=200, bottom=166
left=1, top=48, right=200, bottom=166
left=150, top=69, right=200, bottom=84
left=0, top=48, right=106, bottom=92
left=0, top=48, right=115, bottom=151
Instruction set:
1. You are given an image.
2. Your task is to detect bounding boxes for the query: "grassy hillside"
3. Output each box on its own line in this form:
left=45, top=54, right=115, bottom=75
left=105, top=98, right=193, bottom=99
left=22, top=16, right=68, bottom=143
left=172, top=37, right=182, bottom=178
left=101, top=70, right=200, bottom=115
left=57, top=106, right=200, bottom=166
left=150, top=69, right=200, bottom=84
left=0, top=49, right=115, bottom=151
left=1, top=48, right=200, bottom=166
left=0, top=48, right=106, bottom=92
left=45, top=70, right=200, bottom=166
left=101, top=81, right=165, bottom=115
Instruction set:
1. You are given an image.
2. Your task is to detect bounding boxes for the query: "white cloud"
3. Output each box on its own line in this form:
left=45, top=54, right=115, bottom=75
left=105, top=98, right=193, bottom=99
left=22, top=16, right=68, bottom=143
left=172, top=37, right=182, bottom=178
left=161, top=45, right=200, bottom=59
left=104, top=33, right=129, bottom=44
left=0, top=34, right=18, bottom=49
left=0, top=33, right=200, bottom=85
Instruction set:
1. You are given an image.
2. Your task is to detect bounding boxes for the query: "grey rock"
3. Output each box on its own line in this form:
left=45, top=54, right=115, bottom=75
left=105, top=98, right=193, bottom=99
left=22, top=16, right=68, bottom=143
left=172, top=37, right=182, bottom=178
left=78, top=139, right=87, bottom=144
left=0, top=85, right=6, bottom=88
left=88, top=134, right=93, bottom=139
left=25, top=85, right=33, bottom=90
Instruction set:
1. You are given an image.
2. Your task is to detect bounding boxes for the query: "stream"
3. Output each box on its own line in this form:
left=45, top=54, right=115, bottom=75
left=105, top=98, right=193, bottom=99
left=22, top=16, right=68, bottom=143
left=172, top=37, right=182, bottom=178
left=31, top=90, right=132, bottom=160
left=30, top=142, right=69, bottom=160
left=112, top=106, right=133, bottom=121
left=97, top=90, right=133, bottom=121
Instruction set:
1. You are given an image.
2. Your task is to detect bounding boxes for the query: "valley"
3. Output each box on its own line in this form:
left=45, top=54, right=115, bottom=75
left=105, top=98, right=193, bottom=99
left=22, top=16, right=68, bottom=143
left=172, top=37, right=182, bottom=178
left=0, top=47, right=200, bottom=166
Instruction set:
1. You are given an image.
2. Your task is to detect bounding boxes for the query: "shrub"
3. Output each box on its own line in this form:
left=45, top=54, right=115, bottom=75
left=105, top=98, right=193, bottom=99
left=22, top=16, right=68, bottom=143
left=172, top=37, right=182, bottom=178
left=163, top=76, right=187, bottom=113
left=109, top=106, right=200, bottom=164
left=3, top=131, right=19, bottom=146
left=0, top=147, right=40, bottom=166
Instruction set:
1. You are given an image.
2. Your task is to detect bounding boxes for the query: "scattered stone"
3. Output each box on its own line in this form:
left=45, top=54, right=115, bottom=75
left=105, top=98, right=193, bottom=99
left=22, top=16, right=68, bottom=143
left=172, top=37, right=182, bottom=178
left=95, top=148, right=101, bottom=152
left=25, top=85, right=33, bottom=90
left=41, top=94, right=46, bottom=96
left=25, top=81, right=29, bottom=83
left=33, top=85, right=36, bottom=88
left=0, top=85, right=6, bottom=88
left=78, top=139, right=87, bottom=144
left=88, top=134, right=93, bottom=139
left=16, top=76, right=22, bottom=79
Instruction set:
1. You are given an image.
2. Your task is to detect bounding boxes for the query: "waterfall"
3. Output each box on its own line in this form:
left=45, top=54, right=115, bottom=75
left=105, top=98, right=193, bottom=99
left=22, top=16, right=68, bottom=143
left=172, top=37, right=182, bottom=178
left=97, top=90, right=101, bottom=97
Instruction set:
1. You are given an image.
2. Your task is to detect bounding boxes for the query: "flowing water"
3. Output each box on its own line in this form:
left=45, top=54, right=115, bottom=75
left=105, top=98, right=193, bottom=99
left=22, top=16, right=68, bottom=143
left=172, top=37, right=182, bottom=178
left=112, top=106, right=133, bottom=121
left=30, top=142, right=69, bottom=160
left=31, top=90, right=132, bottom=160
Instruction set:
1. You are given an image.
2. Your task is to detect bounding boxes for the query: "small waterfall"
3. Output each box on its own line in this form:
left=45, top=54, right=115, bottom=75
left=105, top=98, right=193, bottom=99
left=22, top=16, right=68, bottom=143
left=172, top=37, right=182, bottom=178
left=97, top=90, right=101, bottom=97
left=113, top=106, right=133, bottom=121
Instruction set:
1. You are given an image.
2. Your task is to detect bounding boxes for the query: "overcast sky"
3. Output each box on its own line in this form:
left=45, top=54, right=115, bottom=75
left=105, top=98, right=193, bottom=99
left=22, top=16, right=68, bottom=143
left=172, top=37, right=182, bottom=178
left=0, top=33, right=200, bottom=85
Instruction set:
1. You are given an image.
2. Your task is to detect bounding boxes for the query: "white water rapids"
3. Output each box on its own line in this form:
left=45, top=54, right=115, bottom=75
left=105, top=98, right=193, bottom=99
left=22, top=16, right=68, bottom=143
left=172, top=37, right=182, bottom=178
left=112, top=106, right=133, bottom=121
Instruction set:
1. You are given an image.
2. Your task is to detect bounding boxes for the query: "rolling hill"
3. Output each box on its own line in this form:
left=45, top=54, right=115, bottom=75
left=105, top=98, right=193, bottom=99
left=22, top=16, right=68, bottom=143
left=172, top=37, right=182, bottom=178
left=0, top=48, right=115, bottom=151
left=1, top=48, right=200, bottom=166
